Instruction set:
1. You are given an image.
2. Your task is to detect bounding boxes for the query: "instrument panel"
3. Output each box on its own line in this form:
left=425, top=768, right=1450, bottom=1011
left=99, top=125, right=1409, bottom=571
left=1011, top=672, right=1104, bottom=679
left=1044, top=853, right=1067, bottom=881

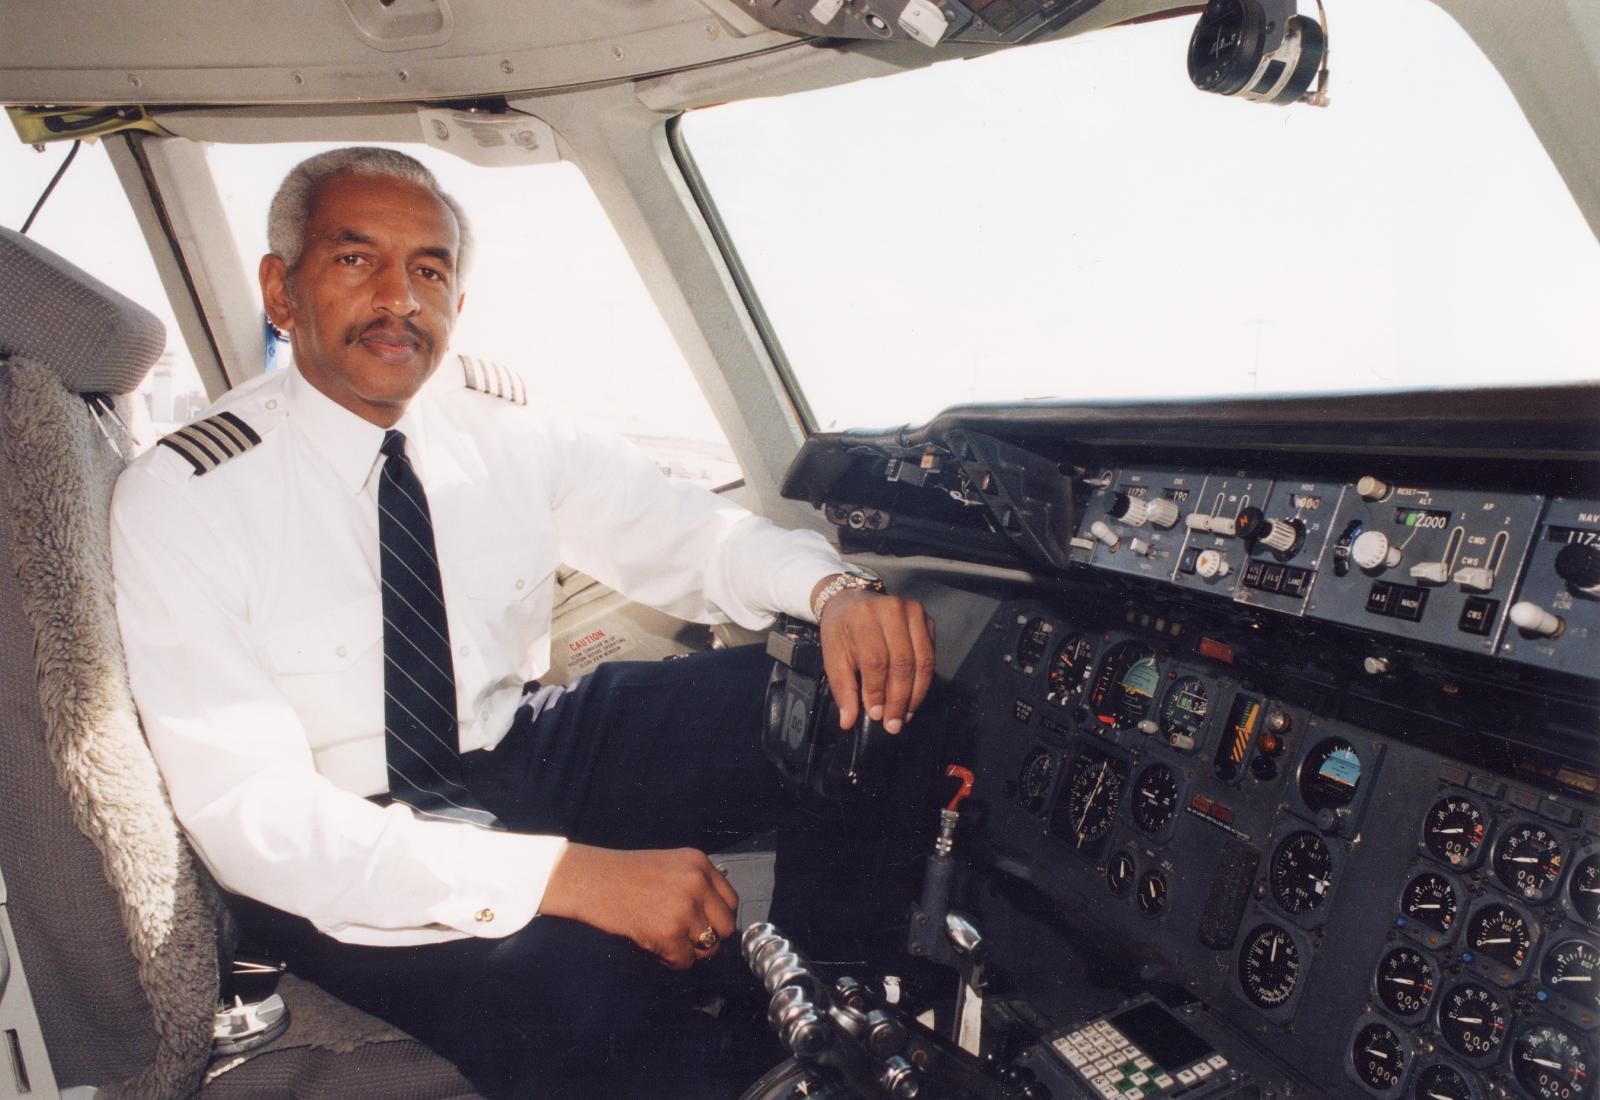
left=961, top=597, right=1596, bottom=1100
left=1072, top=469, right=1597, bottom=677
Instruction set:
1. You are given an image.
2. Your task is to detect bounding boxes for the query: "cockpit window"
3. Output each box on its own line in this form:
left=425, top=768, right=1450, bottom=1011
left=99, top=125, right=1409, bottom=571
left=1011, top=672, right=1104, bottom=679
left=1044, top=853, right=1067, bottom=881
left=205, top=143, right=741, bottom=489
left=680, top=0, right=1600, bottom=431
left=1, top=139, right=205, bottom=435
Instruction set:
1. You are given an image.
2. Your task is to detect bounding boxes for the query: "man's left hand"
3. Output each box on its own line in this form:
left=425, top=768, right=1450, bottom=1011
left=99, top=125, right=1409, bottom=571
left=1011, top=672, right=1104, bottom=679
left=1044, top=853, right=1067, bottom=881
left=814, top=581, right=936, bottom=735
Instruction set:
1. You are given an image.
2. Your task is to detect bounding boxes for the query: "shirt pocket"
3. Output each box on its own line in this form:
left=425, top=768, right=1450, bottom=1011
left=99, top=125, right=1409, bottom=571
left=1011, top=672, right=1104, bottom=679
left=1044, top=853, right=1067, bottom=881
left=263, top=593, right=384, bottom=674
left=262, top=593, right=384, bottom=750
left=461, top=547, right=558, bottom=676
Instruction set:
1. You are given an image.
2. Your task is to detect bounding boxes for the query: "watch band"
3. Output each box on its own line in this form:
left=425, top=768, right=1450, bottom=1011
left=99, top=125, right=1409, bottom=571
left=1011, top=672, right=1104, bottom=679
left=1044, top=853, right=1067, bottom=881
left=812, top=571, right=886, bottom=622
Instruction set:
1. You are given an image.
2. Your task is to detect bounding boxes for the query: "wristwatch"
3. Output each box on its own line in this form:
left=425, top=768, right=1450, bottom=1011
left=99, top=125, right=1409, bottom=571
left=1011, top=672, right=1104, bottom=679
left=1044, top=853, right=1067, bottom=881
left=812, top=570, right=886, bottom=622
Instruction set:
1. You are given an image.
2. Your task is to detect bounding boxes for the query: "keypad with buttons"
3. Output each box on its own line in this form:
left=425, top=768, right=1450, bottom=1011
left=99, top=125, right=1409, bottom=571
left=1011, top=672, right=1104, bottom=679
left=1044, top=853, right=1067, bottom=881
left=1049, top=1017, right=1228, bottom=1098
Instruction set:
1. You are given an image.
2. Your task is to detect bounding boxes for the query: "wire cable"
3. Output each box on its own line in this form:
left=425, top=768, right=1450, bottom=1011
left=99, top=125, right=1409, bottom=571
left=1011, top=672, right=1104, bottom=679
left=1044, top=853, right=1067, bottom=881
left=19, top=140, right=83, bottom=236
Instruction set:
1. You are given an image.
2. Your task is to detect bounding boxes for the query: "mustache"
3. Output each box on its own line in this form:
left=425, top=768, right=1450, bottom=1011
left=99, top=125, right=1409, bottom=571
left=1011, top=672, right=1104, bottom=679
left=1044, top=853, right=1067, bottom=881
left=348, top=317, right=431, bottom=350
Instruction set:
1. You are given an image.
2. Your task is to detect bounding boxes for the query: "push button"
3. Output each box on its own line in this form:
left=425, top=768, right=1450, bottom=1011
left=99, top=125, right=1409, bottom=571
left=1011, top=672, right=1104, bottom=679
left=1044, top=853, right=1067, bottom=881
left=1458, top=596, right=1499, bottom=636
left=1392, top=585, right=1428, bottom=622
left=1279, top=567, right=1309, bottom=597
left=1258, top=563, right=1286, bottom=592
left=1242, top=559, right=1266, bottom=588
left=1365, top=582, right=1394, bottom=616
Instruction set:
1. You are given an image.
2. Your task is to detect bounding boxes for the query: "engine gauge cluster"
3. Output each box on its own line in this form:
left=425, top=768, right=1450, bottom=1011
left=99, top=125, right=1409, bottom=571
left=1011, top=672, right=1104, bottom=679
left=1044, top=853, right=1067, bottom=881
left=1349, top=1015, right=1411, bottom=1097
left=1465, top=900, right=1537, bottom=978
left=1423, top=795, right=1491, bottom=869
left=1374, top=946, right=1437, bottom=1022
left=1437, top=981, right=1510, bottom=1065
left=1510, top=1022, right=1591, bottom=1100
left=1495, top=823, right=1567, bottom=904
left=1570, top=852, right=1600, bottom=928
left=1398, top=870, right=1463, bottom=948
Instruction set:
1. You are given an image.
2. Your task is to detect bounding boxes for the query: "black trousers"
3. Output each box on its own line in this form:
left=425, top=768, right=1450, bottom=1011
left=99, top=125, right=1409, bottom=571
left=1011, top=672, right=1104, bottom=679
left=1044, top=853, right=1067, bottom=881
left=234, top=645, right=794, bottom=1099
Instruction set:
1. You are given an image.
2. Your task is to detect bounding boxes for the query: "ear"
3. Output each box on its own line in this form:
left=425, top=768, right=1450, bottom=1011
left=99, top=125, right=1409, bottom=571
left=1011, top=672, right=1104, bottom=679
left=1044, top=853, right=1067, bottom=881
left=455, top=292, right=466, bottom=317
left=260, top=254, right=295, bottom=331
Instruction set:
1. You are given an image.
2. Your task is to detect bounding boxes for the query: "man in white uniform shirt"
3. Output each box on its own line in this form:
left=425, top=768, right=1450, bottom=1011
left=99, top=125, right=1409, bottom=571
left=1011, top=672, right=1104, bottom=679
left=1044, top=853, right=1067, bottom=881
left=110, top=147, right=936, bottom=1097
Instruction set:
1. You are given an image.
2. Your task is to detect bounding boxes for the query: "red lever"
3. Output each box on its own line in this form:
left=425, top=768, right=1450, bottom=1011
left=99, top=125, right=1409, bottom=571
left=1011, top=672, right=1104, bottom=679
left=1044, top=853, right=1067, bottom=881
left=944, top=765, right=975, bottom=812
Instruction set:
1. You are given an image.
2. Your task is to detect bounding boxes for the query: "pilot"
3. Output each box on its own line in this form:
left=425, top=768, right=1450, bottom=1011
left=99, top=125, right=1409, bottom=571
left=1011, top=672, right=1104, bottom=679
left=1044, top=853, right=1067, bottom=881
left=109, top=146, right=936, bottom=1098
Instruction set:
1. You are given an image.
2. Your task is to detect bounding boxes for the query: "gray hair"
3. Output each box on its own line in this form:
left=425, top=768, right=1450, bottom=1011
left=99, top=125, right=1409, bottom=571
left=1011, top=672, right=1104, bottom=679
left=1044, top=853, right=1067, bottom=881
left=266, top=146, right=473, bottom=281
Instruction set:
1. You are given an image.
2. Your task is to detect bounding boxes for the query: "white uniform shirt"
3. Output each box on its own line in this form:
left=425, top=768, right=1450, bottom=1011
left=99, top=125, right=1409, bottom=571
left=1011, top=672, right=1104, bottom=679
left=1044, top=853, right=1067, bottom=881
left=110, top=360, right=843, bottom=946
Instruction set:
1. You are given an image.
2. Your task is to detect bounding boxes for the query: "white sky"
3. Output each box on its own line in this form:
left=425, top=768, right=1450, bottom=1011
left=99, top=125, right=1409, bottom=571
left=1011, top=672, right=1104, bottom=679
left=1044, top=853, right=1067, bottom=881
left=4, top=0, right=1598, bottom=437
left=685, top=0, right=1600, bottom=428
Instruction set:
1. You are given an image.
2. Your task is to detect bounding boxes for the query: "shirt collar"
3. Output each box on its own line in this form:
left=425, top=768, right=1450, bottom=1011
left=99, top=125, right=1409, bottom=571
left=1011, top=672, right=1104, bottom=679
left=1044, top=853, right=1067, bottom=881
left=287, top=365, right=428, bottom=495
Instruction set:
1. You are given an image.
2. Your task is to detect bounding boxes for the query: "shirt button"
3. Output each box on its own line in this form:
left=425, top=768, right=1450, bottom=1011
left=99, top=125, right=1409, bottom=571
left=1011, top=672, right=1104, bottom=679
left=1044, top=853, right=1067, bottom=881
left=514, top=578, right=525, bottom=590
left=475, top=908, right=494, bottom=923
left=335, top=645, right=348, bottom=658
left=457, top=645, right=470, bottom=657
left=266, top=399, right=279, bottom=410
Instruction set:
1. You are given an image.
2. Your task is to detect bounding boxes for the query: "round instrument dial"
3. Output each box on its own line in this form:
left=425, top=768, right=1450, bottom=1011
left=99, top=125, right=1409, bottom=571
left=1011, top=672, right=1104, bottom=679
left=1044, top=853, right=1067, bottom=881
left=1375, top=946, right=1436, bottom=1020
left=1352, top=1020, right=1407, bottom=1093
left=1052, top=749, right=1127, bottom=852
left=1570, top=854, right=1600, bottom=926
left=1015, top=617, right=1053, bottom=673
left=1239, top=923, right=1300, bottom=1009
left=1158, top=676, right=1210, bottom=747
left=1045, top=634, right=1095, bottom=708
left=1509, top=1022, right=1591, bottom=1100
left=1438, top=982, right=1508, bottom=1061
left=1401, top=872, right=1460, bottom=935
left=1137, top=870, right=1168, bottom=916
left=1412, top=1063, right=1476, bottom=1100
left=1466, top=903, right=1534, bottom=971
left=1422, top=796, right=1489, bottom=868
left=1017, top=747, right=1057, bottom=814
left=1107, top=852, right=1136, bottom=897
left=1271, top=830, right=1335, bottom=915
left=1089, top=641, right=1159, bottom=730
left=1130, top=763, right=1181, bottom=833
left=1299, top=736, right=1363, bottom=812
left=1495, top=823, right=1566, bottom=903
left=1542, top=940, right=1600, bottom=1012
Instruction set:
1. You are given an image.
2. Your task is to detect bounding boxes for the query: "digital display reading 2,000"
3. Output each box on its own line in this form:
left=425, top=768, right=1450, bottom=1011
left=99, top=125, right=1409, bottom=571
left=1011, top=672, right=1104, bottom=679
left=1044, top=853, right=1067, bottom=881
left=1393, top=507, right=1452, bottom=529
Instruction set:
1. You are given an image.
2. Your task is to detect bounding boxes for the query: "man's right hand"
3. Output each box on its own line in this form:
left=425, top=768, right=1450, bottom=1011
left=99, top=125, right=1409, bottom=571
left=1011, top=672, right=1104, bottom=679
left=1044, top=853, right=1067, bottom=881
left=539, top=843, right=740, bottom=969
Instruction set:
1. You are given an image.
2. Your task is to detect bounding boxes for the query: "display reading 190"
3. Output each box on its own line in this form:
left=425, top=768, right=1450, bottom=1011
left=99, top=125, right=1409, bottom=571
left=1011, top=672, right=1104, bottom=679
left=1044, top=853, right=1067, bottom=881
left=1548, top=525, right=1600, bottom=546
left=1394, top=507, right=1452, bottom=530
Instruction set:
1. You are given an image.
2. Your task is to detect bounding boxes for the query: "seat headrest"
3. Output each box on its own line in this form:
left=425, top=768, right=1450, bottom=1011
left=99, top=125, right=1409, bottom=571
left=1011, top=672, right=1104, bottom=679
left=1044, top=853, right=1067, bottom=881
left=0, top=226, right=167, bottom=396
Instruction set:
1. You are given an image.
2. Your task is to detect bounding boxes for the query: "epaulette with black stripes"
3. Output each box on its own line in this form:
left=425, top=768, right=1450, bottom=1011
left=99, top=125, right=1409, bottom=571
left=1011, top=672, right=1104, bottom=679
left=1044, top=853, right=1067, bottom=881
left=156, top=411, right=262, bottom=476
left=459, top=353, right=528, bottom=406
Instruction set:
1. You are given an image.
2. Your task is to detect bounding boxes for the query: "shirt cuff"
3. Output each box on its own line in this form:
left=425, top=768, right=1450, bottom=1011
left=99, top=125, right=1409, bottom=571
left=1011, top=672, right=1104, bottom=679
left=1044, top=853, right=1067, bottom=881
left=767, top=529, right=846, bottom=622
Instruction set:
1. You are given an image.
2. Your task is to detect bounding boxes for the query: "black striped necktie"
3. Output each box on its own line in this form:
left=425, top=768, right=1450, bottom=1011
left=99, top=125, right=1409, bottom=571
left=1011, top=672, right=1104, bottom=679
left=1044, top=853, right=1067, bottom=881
left=378, top=430, right=498, bottom=828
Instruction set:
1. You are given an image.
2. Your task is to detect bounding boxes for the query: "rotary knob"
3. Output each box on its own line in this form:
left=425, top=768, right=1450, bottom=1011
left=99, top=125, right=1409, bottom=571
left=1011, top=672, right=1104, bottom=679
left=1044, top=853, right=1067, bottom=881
left=1357, top=475, right=1392, bottom=502
left=1351, top=529, right=1402, bottom=571
left=1555, top=542, right=1600, bottom=595
left=1147, top=498, right=1180, bottom=528
left=1195, top=549, right=1230, bottom=579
